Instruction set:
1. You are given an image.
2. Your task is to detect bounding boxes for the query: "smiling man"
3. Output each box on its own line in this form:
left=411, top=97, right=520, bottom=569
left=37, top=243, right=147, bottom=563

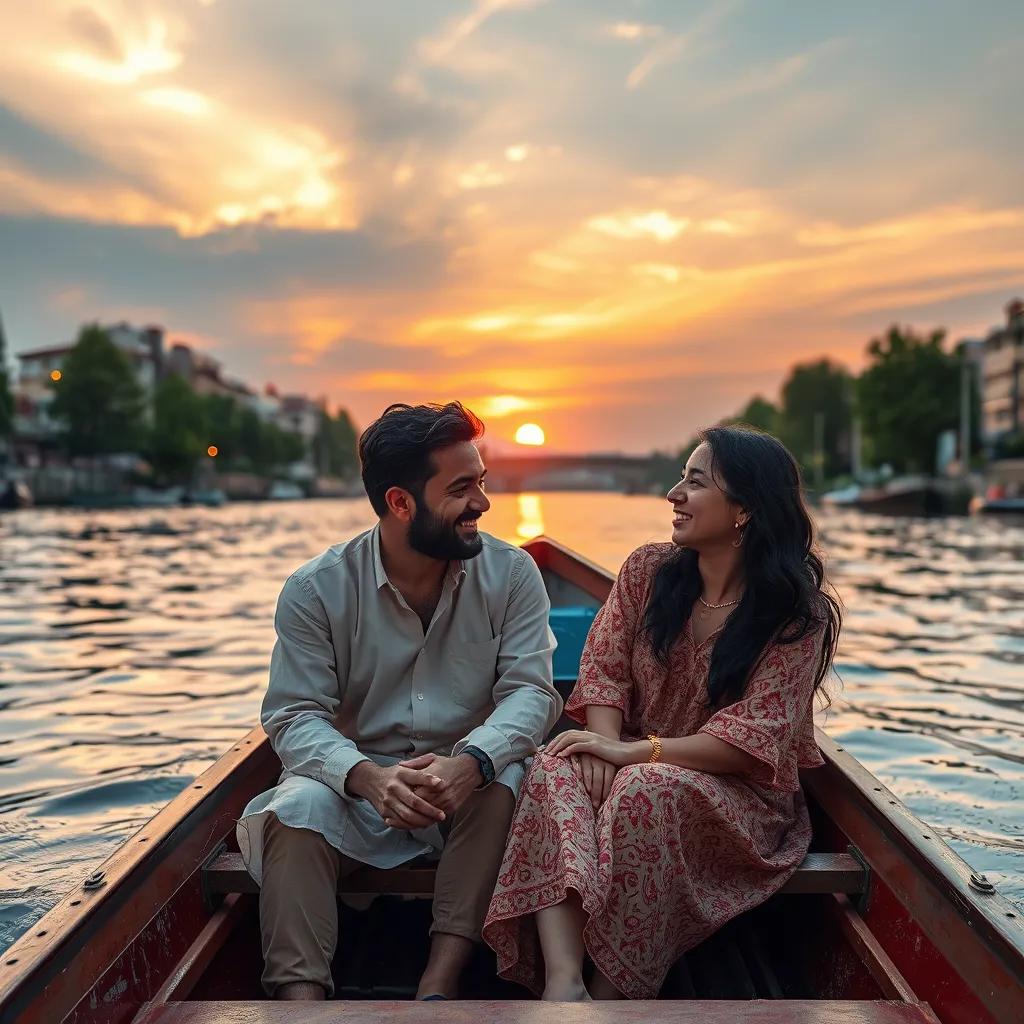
left=237, top=401, right=561, bottom=1001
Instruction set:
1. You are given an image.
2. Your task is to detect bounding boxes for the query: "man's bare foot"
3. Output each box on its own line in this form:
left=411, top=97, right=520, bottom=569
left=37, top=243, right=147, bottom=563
left=275, top=981, right=326, bottom=1000
left=541, top=974, right=592, bottom=1001
left=415, top=978, right=458, bottom=1000
left=415, top=932, right=471, bottom=1000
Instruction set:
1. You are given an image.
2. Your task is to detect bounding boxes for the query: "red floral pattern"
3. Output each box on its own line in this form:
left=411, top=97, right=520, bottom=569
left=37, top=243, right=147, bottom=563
left=482, top=543, right=827, bottom=999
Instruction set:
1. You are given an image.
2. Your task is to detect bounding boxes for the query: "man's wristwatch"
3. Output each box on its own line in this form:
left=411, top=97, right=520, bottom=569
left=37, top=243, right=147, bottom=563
left=461, top=745, right=495, bottom=788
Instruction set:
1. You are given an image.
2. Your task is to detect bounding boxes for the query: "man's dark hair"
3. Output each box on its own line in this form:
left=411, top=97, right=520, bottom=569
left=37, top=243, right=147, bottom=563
left=359, top=402, right=485, bottom=516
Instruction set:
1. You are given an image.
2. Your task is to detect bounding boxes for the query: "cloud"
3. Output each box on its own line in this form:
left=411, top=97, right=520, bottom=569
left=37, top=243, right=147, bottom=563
left=606, top=22, right=662, bottom=42
left=586, top=210, right=690, bottom=242
left=2, top=0, right=1024, bottom=451
left=65, top=5, right=123, bottom=62
left=0, top=104, right=115, bottom=181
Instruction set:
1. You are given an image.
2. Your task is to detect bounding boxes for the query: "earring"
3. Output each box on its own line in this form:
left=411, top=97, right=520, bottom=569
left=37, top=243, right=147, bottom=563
left=732, top=521, right=744, bottom=548
left=734, top=521, right=740, bottom=529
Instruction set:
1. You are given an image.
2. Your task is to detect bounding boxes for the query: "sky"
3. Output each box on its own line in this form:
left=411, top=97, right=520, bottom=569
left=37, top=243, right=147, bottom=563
left=1, top=0, right=1022, bottom=453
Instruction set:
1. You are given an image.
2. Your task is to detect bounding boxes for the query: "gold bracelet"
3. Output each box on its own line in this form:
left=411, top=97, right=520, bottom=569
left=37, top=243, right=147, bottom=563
left=647, top=734, right=662, bottom=763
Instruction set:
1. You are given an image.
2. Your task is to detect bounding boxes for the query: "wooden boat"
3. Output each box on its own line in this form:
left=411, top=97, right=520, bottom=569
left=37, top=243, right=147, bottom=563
left=821, top=478, right=967, bottom=517
left=1, top=537, right=1022, bottom=1024
left=969, top=495, right=1024, bottom=516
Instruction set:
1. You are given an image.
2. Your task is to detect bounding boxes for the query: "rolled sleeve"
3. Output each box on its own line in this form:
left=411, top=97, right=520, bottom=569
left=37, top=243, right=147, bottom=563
left=261, top=575, right=368, bottom=802
left=698, top=627, right=825, bottom=792
left=452, top=726, right=514, bottom=774
left=320, top=744, right=372, bottom=798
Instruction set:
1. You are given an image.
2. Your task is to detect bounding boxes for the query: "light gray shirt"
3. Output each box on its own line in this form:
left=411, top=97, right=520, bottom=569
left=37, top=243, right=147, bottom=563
left=238, top=526, right=561, bottom=875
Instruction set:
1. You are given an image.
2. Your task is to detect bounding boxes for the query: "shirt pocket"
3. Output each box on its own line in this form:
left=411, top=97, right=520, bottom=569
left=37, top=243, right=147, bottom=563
left=448, top=636, right=501, bottom=711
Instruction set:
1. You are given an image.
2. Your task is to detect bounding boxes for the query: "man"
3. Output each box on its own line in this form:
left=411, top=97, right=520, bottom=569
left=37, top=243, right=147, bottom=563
left=237, top=401, right=561, bottom=1000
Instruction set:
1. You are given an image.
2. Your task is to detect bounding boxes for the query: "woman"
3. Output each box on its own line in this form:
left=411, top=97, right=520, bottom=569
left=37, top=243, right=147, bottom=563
left=482, top=426, right=841, bottom=1001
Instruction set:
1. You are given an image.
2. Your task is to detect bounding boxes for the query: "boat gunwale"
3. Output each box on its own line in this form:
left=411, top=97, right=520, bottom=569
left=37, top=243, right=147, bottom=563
left=0, top=727, right=276, bottom=1023
left=524, top=535, right=1024, bottom=1023
left=0, top=535, right=1020, bottom=1023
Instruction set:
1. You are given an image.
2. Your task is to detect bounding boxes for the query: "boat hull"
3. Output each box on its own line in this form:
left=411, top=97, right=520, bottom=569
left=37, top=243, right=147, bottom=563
left=1, top=537, right=1021, bottom=1024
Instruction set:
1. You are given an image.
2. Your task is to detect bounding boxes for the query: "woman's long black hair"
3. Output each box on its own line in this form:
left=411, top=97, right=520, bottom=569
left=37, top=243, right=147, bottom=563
left=642, top=425, right=841, bottom=707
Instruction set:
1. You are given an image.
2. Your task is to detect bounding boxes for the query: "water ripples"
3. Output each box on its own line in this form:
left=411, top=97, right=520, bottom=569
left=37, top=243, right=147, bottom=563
left=0, top=494, right=1021, bottom=952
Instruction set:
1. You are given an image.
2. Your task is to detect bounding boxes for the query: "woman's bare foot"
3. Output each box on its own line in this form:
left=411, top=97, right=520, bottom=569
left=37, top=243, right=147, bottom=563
left=542, top=974, right=592, bottom=1001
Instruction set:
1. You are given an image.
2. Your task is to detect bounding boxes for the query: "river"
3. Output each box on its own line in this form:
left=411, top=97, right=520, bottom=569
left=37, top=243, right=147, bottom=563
left=1, top=493, right=1022, bottom=953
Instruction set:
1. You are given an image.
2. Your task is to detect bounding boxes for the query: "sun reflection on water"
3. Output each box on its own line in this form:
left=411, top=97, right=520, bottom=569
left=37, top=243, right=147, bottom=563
left=516, top=493, right=545, bottom=540
left=0, top=495, right=1022, bottom=954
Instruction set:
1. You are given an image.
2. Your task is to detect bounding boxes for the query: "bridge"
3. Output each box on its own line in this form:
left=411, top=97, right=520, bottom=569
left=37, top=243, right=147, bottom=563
left=482, top=452, right=659, bottom=493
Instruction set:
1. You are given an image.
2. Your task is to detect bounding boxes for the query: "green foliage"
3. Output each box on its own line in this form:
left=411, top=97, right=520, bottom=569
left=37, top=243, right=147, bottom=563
left=148, top=374, right=208, bottom=482
left=144, top=375, right=319, bottom=480
left=49, top=324, right=146, bottom=456
left=232, top=405, right=304, bottom=472
left=995, top=432, right=1024, bottom=459
left=778, top=359, right=853, bottom=480
left=192, top=392, right=308, bottom=471
left=856, top=326, right=960, bottom=473
left=0, top=314, right=13, bottom=440
left=953, top=340, right=984, bottom=461
left=203, top=394, right=239, bottom=465
left=312, top=408, right=359, bottom=477
left=730, top=395, right=779, bottom=434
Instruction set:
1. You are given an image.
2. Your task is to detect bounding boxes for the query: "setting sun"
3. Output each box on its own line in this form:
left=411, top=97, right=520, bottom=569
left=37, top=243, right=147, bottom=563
left=515, top=423, right=546, bottom=447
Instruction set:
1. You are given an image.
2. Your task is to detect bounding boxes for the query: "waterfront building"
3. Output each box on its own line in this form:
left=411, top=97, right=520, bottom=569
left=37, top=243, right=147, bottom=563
left=981, top=299, right=1024, bottom=441
left=14, top=323, right=165, bottom=445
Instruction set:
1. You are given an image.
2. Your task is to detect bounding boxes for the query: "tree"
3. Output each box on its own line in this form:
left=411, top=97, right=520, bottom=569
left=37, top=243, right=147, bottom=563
left=202, top=393, right=239, bottom=465
left=730, top=395, right=779, bottom=434
left=312, top=408, right=359, bottom=477
left=856, top=326, right=961, bottom=473
left=190, top=391, right=307, bottom=474
left=148, top=374, right=208, bottom=483
left=49, top=324, right=146, bottom=456
left=778, top=359, right=853, bottom=481
left=0, top=312, right=13, bottom=441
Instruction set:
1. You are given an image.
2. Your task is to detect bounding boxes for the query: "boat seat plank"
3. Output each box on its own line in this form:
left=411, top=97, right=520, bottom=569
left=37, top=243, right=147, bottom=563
left=203, top=851, right=866, bottom=898
left=134, top=999, right=940, bottom=1024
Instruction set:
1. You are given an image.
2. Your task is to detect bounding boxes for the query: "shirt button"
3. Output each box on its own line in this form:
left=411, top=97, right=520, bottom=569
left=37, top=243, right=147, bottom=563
left=416, top=692, right=424, bottom=700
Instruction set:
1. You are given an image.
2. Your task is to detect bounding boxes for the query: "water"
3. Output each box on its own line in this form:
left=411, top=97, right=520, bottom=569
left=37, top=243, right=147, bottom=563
left=1, top=494, right=1022, bottom=952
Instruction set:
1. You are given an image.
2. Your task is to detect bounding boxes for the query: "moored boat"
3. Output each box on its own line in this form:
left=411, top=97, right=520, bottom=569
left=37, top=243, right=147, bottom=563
left=969, top=496, right=1024, bottom=516
left=0, top=537, right=1021, bottom=1024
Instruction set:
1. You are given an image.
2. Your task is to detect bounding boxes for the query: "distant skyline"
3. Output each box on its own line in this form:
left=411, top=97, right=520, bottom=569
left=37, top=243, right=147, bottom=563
left=1, top=1, right=1022, bottom=452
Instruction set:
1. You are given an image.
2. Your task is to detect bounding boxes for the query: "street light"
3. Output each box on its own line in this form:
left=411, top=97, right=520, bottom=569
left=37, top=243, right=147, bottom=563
left=50, top=369, right=62, bottom=382
left=207, top=445, right=219, bottom=458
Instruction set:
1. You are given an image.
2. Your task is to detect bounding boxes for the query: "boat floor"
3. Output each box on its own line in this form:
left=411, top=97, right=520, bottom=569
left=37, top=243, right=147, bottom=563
left=135, top=1000, right=941, bottom=1024
left=133, top=887, right=934, bottom=1023
left=177, top=892, right=848, bottom=1002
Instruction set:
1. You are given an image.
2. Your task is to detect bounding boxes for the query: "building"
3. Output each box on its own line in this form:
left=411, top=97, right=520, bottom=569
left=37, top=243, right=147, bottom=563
left=14, top=323, right=165, bottom=446
left=11, top=321, right=325, bottom=470
left=253, top=383, right=283, bottom=424
left=278, top=394, right=323, bottom=445
left=981, top=299, right=1024, bottom=441
left=17, top=322, right=164, bottom=392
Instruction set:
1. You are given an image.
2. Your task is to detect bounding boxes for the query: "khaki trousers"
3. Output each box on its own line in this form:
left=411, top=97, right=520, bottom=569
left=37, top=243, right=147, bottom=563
left=259, top=783, right=515, bottom=997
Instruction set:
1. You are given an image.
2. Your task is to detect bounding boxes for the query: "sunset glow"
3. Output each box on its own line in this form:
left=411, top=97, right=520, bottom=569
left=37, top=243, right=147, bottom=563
left=2, top=3, right=1021, bottom=452
left=515, top=423, right=546, bottom=447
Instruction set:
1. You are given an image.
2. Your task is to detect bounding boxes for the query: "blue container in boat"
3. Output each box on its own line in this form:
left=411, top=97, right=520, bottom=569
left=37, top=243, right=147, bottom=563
left=549, top=606, right=598, bottom=682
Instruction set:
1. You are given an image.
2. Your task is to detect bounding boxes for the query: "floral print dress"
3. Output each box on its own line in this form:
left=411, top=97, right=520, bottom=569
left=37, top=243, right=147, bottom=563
left=482, top=543, right=826, bottom=999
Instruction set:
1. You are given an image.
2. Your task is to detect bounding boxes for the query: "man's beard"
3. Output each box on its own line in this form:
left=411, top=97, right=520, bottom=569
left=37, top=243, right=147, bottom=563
left=408, top=503, right=484, bottom=561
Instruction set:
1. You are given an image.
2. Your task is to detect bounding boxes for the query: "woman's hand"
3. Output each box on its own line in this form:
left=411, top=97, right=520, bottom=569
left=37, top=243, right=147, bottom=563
left=545, top=729, right=647, bottom=768
left=577, top=752, right=617, bottom=808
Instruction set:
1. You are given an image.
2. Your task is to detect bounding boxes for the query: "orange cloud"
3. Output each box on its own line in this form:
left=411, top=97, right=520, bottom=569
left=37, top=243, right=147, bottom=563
left=4, top=1, right=1023, bottom=452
